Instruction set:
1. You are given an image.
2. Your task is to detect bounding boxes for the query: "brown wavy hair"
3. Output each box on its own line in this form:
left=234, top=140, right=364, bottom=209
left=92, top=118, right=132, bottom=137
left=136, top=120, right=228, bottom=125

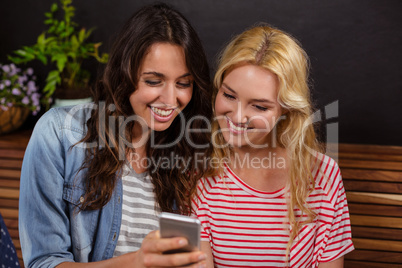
left=78, top=3, right=212, bottom=215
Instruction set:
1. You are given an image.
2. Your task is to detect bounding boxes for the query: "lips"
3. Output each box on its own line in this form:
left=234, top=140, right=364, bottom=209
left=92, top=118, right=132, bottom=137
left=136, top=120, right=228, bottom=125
left=150, top=106, right=176, bottom=122
left=226, top=117, right=250, bottom=134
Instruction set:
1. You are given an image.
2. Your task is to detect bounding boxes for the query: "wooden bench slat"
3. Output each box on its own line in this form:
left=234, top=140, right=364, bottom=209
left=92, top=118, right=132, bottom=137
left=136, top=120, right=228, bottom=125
left=339, top=159, right=402, bottom=171
left=0, top=188, right=19, bottom=199
left=335, top=152, right=402, bottom=162
left=3, top=218, right=18, bottom=228
left=17, top=252, right=23, bottom=267
left=346, top=249, right=402, bottom=263
left=0, top=208, right=19, bottom=219
left=344, top=180, right=402, bottom=194
left=0, top=198, right=19, bottom=208
left=352, top=238, right=402, bottom=252
left=12, top=239, right=21, bottom=249
left=350, top=215, right=402, bottom=229
left=346, top=192, right=402, bottom=206
left=341, top=169, right=402, bottom=182
left=338, top=143, right=402, bottom=156
left=348, top=203, right=402, bottom=217
left=0, top=129, right=31, bottom=150
left=0, top=149, right=25, bottom=159
left=0, top=159, right=23, bottom=169
left=0, top=178, right=20, bottom=188
left=8, top=228, right=19, bottom=239
left=345, top=260, right=402, bottom=268
left=351, top=226, right=402, bottom=240
left=0, top=169, right=21, bottom=179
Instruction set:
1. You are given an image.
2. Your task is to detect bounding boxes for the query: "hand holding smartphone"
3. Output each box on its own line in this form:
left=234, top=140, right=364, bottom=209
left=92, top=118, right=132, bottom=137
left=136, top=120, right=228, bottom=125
left=159, top=212, right=201, bottom=254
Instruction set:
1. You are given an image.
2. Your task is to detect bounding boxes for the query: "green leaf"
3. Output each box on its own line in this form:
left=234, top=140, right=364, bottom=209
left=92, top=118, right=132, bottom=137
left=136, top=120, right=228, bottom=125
left=37, top=54, right=48, bottom=65
left=14, top=49, right=28, bottom=57
left=47, top=70, right=61, bottom=81
left=65, top=26, right=74, bottom=37
left=43, top=82, right=57, bottom=97
left=22, top=45, right=37, bottom=54
left=48, top=25, right=56, bottom=34
left=100, top=53, right=109, bottom=63
left=78, top=28, right=85, bottom=43
left=50, top=3, right=58, bottom=13
left=44, top=19, right=53, bottom=25
left=85, top=28, right=94, bottom=39
left=65, top=0, right=73, bottom=5
left=37, top=33, right=46, bottom=52
left=43, top=70, right=61, bottom=97
left=7, top=56, right=23, bottom=64
left=57, top=21, right=66, bottom=33
left=52, top=54, right=68, bottom=72
left=43, top=70, right=61, bottom=96
left=71, top=35, right=79, bottom=50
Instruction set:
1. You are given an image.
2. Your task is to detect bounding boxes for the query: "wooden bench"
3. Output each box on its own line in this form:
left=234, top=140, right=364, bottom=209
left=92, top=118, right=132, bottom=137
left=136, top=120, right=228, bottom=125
left=330, top=144, right=402, bottom=268
left=0, top=129, right=31, bottom=268
left=1, top=130, right=401, bottom=267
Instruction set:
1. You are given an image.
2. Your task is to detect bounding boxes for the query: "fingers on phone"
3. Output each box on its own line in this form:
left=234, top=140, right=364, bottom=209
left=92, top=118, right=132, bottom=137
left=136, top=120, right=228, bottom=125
left=183, top=260, right=207, bottom=268
left=145, top=251, right=206, bottom=267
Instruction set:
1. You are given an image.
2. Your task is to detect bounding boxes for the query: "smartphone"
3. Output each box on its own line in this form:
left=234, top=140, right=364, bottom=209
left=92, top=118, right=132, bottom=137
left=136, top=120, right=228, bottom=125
left=159, top=212, right=201, bottom=254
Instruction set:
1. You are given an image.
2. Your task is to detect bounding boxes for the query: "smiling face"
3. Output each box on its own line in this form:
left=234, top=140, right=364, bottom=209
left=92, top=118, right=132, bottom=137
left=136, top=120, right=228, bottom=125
left=215, top=63, right=283, bottom=148
left=129, top=42, right=193, bottom=136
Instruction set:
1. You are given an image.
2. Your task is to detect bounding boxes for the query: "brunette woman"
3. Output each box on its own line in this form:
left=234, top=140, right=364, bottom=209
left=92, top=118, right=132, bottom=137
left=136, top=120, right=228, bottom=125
left=19, top=3, right=211, bottom=267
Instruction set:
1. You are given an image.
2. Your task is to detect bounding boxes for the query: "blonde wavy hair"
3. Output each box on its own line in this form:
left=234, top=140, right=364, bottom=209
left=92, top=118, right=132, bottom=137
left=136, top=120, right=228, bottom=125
left=211, top=25, right=322, bottom=259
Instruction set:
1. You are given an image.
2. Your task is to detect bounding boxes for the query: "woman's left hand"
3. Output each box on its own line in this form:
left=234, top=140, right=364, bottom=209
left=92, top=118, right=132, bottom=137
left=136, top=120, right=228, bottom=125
left=133, top=230, right=206, bottom=267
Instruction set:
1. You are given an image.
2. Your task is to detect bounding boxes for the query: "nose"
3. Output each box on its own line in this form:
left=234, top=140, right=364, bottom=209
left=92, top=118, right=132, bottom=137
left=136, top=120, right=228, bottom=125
left=232, top=102, right=248, bottom=124
left=159, top=82, right=177, bottom=107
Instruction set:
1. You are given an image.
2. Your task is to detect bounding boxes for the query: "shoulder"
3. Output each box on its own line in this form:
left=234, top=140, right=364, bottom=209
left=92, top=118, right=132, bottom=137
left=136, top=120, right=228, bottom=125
left=46, top=103, right=94, bottom=132
left=193, top=175, right=223, bottom=204
left=33, top=103, right=95, bottom=140
left=197, top=175, right=222, bottom=192
left=312, top=153, right=344, bottom=203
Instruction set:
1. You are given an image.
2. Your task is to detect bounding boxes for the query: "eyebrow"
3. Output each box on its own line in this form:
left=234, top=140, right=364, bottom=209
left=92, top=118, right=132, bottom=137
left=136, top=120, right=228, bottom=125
left=222, top=83, right=276, bottom=104
left=142, top=72, right=192, bottom=79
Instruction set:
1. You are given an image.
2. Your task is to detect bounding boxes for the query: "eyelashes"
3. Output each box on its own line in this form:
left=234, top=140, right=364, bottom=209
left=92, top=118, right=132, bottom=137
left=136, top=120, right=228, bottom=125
left=177, top=82, right=192, bottom=88
left=145, top=80, right=192, bottom=88
left=145, top=80, right=160, bottom=86
left=223, top=92, right=235, bottom=100
left=222, top=92, right=268, bottom=111
left=254, top=105, right=268, bottom=111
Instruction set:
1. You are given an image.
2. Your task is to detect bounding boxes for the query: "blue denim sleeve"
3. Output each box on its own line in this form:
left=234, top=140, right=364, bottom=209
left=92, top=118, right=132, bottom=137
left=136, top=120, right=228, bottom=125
left=19, top=109, right=75, bottom=268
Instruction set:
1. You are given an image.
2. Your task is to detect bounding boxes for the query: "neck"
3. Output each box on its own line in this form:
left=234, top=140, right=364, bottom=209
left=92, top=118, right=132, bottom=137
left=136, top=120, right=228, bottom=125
left=227, top=145, right=289, bottom=192
left=231, top=143, right=284, bottom=161
left=127, top=125, right=151, bottom=174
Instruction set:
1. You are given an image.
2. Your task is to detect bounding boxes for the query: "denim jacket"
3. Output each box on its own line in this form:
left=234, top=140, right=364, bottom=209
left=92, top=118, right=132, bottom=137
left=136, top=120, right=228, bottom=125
left=19, top=104, right=123, bottom=268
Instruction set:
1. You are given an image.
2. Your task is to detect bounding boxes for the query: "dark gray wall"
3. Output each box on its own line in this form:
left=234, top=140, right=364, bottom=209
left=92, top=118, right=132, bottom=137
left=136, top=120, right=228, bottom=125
left=1, top=0, right=401, bottom=146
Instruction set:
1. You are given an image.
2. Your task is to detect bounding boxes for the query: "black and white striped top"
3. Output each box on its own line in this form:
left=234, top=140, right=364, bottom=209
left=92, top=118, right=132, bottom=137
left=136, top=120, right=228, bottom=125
left=113, top=163, right=160, bottom=257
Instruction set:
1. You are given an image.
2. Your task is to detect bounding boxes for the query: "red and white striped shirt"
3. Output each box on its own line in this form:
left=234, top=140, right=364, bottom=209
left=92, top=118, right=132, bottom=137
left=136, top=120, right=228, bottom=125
left=192, top=154, right=354, bottom=267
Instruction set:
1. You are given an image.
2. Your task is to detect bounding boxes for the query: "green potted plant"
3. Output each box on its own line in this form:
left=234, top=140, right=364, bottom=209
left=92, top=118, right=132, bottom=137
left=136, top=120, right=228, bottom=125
left=8, top=0, right=108, bottom=108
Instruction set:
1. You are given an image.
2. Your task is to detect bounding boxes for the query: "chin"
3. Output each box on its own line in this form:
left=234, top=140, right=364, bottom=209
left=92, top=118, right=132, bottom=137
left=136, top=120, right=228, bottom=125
left=152, top=121, right=177, bottom=132
left=222, top=134, right=246, bottom=148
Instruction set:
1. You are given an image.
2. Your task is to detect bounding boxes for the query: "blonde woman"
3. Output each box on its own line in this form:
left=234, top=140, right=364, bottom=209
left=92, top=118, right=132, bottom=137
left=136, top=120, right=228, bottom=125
left=192, top=25, right=354, bottom=267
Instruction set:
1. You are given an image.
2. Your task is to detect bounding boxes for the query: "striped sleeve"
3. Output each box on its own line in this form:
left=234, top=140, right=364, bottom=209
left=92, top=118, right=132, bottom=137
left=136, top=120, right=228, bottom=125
left=191, top=177, right=214, bottom=241
left=316, top=155, right=354, bottom=262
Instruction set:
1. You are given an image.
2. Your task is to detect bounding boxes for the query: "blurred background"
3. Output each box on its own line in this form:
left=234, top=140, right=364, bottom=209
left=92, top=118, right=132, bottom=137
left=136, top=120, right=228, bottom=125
left=1, top=0, right=401, bottom=146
